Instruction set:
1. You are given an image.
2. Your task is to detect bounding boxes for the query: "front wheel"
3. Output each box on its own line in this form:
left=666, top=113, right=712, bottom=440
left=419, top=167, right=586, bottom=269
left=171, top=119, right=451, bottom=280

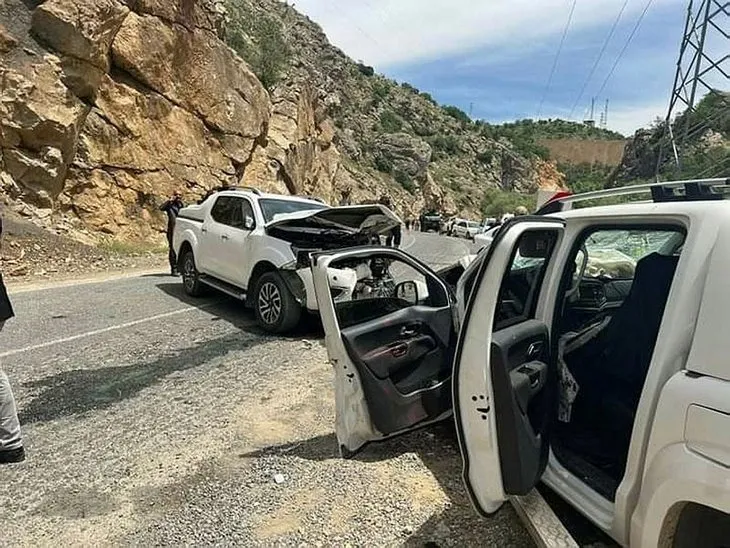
left=181, top=249, right=204, bottom=297
left=253, top=271, right=301, bottom=333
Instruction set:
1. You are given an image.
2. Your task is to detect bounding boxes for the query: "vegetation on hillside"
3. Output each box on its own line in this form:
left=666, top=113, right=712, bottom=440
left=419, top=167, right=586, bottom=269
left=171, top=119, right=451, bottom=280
left=225, top=0, right=291, bottom=89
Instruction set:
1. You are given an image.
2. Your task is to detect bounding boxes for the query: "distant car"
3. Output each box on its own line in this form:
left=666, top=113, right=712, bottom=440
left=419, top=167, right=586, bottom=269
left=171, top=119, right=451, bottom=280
left=473, top=224, right=500, bottom=249
left=419, top=210, right=442, bottom=232
left=450, top=219, right=481, bottom=240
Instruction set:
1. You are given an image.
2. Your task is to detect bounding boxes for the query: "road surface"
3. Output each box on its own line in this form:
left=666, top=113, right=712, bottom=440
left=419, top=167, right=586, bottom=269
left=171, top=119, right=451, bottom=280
left=0, top=232, right=536, bottom=547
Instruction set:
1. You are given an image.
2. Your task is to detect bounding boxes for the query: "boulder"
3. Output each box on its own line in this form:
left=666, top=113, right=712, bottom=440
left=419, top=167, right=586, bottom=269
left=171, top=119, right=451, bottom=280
left=134, top=0, right=227, bottom=36
left=0, top=23, right=18, bottom=54
left=31, top=0, right=130, bottom=71
left=111, top=11, right=270, bottom=145
left=0, top=59, right=89, bottom=200
left=374, top=133, right=432, bottom=181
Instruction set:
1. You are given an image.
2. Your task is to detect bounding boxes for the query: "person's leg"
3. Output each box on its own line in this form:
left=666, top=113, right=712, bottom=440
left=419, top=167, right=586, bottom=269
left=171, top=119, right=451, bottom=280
left=167, top=232, right=177, bottom=275
left=394, top=226, right=402, bottom=247
left=0, top=368, right=23, bottom=463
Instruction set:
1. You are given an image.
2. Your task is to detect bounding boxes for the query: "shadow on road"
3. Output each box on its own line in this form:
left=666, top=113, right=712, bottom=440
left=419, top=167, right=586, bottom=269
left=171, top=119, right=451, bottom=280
left=19, top=332, right=264, bottom=424
left=154, top=281, right=325, bottom=339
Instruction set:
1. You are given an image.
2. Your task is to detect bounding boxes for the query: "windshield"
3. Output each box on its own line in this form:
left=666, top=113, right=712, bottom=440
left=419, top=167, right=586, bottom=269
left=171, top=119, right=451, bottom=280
left=467, top=221, right=480, bottom=228
left=259, top=198, right=328, bottom=223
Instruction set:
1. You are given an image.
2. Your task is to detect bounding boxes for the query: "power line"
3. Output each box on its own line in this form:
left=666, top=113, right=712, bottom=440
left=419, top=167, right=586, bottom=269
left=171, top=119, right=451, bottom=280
left=568, top=0, right=630, bottom=119
left=537, top=0, right=579, bottom=118
left=593, top=0, right=656, bottom=100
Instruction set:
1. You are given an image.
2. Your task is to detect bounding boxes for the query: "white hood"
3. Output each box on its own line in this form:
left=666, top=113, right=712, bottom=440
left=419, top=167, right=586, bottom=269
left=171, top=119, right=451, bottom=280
left=266, top=204, right=401, bottom=235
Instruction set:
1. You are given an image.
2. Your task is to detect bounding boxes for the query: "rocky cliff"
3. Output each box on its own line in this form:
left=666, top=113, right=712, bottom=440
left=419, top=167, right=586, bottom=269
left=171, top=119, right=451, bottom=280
left=0, top=0, right=566, bottom=244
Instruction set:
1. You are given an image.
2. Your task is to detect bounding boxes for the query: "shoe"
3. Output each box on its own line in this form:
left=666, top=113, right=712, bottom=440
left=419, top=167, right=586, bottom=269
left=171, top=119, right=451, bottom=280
left=0, top=446, right=25, bottom=464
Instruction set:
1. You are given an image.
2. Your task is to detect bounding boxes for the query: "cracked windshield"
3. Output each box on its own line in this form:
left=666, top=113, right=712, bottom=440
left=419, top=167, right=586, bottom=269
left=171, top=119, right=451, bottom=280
left=0, top=0, right=727, bottom=546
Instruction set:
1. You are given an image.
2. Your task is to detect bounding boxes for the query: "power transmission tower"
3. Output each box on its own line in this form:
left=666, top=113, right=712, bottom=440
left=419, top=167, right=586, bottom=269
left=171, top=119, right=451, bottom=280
left=657, top=0, right=730, bottom=175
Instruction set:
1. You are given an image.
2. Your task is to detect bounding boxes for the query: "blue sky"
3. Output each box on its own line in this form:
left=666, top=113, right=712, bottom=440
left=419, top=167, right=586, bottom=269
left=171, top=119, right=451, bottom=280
left=292, top=0, right=728, bottom=136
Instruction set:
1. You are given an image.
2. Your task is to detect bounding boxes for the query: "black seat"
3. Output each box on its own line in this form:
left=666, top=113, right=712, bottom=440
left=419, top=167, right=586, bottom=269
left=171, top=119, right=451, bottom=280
left=596, top=252, right=679, bottom=476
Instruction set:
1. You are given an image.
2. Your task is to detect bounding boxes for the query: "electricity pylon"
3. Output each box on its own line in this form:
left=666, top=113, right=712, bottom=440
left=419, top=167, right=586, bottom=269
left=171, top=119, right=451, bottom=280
left=656, top=0, right=729, bottom=175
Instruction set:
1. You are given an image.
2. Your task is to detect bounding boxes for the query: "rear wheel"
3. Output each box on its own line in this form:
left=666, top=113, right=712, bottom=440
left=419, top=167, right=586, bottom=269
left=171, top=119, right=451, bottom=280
left=181, top=249, right=203, bottom=297
left=253, top=271, right=301, bottom=333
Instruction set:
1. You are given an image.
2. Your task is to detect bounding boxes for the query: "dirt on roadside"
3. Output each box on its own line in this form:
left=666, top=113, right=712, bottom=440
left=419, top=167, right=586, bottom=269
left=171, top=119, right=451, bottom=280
left=1, top=210, right=167, bottom=284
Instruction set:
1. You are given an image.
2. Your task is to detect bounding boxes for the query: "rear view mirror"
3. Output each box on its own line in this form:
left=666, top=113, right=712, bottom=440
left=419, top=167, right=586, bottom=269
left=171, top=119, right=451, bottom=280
left=244, top=215, right=255, bottom=230
left=395, top=281, right=419, bottom=306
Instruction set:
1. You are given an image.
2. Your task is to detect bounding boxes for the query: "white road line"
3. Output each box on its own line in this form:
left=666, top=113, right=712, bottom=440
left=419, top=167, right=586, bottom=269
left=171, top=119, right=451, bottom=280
left=0, top=304, right=213, bottom=358
left=401, top=233, right=417, bottom=251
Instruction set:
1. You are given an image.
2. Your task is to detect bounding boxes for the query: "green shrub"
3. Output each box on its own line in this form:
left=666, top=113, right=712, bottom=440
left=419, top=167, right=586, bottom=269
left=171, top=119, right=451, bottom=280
left=225, top=4, right=290, bottom=90
left=401, top=82, right=419, bottom=93
left=374, top=155, right=393, bottom=173
left=476, top=150, right=494, bottom=165
left=481, top=188, right=535, bottom=216
left=443, top=105, right=470, bottom=125
left=394, top=169, right=416, bottom=193
left=372, top=81, right=391, bottom=100
left=429, top=134, right=460, bottom=155
left=379, top=111, right=403, bottom=133
left=420, top=92, right=436, bottom=105
left=357, top=63, right=375, bottom=77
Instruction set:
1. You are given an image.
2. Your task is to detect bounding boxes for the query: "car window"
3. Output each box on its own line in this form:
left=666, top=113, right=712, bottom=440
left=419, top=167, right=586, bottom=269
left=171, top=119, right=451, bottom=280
left=241, top=199, right=255, bottom=228
left=211, top=196, right=234, bottom=225
left=259, top=198, right=327, bottom=223
left=326, top=254, right=449, bottom=329
left=581, top=229, right=680, bottom=279
left=493, top=229, right=559, bottom=331
left=210, top=196, right=247, bottom=229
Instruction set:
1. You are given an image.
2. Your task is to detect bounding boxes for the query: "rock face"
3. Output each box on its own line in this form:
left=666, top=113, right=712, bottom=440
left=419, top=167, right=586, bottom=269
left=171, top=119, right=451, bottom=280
left=0, top=0, right=571, bottom=245
left=1, top=0, right=271, bottom=242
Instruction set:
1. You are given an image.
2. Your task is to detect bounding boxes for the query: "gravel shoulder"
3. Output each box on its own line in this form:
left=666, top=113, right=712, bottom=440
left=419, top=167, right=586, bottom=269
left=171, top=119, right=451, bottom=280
left=0, top=232, right=534, bottom=547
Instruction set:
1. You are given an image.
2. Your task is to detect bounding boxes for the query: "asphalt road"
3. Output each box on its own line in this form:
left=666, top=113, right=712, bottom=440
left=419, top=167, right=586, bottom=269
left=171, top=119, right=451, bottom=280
left=0, top=232, right=537, bottom=547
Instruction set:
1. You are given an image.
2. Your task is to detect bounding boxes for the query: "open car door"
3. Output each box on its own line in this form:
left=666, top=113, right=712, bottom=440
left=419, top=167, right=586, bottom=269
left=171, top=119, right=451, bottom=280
left=311, top=247, right=456, bottom=455
left=453, top=218, right=565, bottom=514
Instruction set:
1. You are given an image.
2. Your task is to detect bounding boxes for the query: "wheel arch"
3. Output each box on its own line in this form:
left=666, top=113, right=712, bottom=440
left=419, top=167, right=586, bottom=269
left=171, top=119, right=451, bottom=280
left=245, top=261, right=279, bottom=307
left=177, top=240, right=194, bottom=268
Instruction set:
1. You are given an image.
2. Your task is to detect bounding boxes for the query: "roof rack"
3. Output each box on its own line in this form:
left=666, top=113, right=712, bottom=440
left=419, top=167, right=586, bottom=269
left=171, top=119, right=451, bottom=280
left=537, top=177, right=730, bottom=214
left=230, top=186, right=262, bottom=195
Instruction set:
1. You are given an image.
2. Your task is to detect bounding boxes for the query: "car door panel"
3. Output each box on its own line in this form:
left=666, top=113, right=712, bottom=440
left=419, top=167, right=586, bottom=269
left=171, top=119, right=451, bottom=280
left=490, top=320, right=551, bottom=495
left=453, top=218, right=564, bottom=515
left=311, top=247, right=455, bottom=453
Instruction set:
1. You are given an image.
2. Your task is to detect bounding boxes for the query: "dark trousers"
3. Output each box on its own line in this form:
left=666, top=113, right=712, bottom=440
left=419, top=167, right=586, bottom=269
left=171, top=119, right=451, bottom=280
left=386, top=226, right=402, bottom=247
left=167, top=231, right=177, bottom=271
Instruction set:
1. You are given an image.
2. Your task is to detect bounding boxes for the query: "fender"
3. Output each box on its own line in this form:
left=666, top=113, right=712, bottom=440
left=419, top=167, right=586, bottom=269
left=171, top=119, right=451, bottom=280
left=173, top=224, right=200, bottom=258
left=631, top=443, right=730, bottom=547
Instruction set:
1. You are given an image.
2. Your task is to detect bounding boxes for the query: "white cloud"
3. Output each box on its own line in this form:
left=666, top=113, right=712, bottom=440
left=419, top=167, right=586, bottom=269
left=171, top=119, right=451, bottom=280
left=290, top=0, right=685, bottom=68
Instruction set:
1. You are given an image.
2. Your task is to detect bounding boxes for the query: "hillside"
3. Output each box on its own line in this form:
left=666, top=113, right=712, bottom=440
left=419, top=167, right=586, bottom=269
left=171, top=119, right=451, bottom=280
left=0, top=0, right=577, bottom=245
left=611, top=91, right=730, bottom=186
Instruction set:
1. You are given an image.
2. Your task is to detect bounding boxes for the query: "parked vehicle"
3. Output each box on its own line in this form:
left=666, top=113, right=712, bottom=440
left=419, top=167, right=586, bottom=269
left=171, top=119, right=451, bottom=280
left=310, top=178, right=730, bottom=547
left=450, top=219, right=482, bottom=240
left=419, top=209, right=442, bottom=232
left=172, top=186, right=400, bottom=333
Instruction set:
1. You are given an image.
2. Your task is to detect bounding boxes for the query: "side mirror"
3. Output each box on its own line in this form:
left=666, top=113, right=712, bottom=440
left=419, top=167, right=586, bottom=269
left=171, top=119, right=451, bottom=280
left=395, top=281, right=419, bottom=306
left=244, top=215, right=255, bottom=230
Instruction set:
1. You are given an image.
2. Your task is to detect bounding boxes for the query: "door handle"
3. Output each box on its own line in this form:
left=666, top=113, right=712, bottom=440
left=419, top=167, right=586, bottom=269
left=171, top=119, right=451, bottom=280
left=400, top=324, right=420, bottom=337
left=221, top=234, right=229, bottom=240
left=526, top=341, right=544, bottom=359
left=201, top=227, right=208, bottom=233
left=390, top=343, right=408, bottom=358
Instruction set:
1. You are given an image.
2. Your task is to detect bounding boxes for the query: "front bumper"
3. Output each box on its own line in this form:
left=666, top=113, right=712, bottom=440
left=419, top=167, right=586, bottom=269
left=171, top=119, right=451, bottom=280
left=296, top=266, right=358, bottom=311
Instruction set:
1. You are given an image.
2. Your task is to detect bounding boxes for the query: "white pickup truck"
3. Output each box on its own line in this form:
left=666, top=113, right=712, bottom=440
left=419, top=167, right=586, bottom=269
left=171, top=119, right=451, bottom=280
left=172, top=187, right=399, bottom=333
left=310, top=178, right=730, bottom=547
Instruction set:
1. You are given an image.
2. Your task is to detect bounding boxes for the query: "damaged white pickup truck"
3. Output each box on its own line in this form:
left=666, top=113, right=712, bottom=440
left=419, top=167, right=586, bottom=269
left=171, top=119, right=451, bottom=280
left=311, top=178, right=730, bottom=547
left=172, top=187, right=400, bottom=333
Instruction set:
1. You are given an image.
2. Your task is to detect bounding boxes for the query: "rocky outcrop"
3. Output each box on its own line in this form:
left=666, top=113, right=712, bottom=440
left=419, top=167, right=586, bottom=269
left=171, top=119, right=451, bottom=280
left=1, top=0, right=271, bottom=242
left=375, top=133, right=432, bottom=181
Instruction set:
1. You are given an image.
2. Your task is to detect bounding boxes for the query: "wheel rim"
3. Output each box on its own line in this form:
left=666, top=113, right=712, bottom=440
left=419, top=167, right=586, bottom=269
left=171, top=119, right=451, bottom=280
left=183, top=255, right=196, bottom=291
left=258, top=281, right=282, bottom=325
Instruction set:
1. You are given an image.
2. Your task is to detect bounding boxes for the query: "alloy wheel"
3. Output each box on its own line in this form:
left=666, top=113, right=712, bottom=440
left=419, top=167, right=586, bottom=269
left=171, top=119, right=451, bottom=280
left=258, top=281, right=282, bottom=325
left=183, top=255, right=196, bottom=292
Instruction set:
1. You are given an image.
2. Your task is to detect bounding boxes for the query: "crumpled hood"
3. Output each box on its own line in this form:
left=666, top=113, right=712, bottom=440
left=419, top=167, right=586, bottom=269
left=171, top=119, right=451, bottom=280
left=266, top=204, right=401, bottom=235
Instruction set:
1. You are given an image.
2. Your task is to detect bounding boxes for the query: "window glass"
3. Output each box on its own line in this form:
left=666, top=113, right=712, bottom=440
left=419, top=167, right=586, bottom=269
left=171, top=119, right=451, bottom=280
left=327, top=254, right=449, bottom=329
left=494, top=230, right=558, bottom=331
left=242, top=199, right=255, bottom=226
left=211, top=196, right=233, bottom=224
left=581, top=229, right=680, bottom=279
left=259, top=198, right=327, bottom=223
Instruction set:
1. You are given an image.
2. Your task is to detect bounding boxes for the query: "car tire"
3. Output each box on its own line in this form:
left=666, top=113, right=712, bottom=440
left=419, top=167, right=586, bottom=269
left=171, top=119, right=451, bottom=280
left=181, top=249, right=204, bottom=297
left=253, top=271, right=301, bottom=333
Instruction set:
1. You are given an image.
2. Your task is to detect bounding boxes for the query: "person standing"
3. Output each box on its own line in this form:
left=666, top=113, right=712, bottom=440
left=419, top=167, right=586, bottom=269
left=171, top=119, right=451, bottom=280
left=379, top=196, right=402, bottom=248
left=0, top=215, right=23, bottom=465
left=160, top=191, right=185, bottom=276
